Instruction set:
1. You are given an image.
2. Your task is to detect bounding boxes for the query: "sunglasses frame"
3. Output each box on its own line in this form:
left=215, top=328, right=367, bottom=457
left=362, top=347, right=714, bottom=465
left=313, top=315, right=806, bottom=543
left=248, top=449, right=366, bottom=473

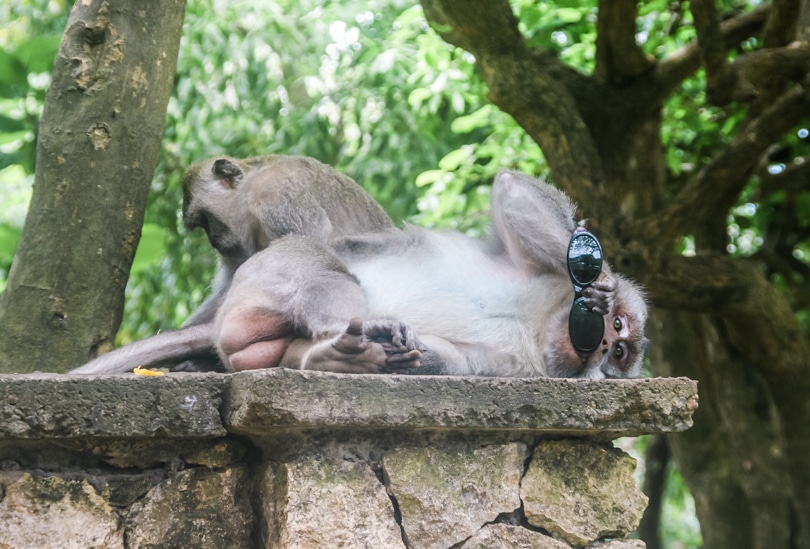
left=566, top=229, right=605, bottom=354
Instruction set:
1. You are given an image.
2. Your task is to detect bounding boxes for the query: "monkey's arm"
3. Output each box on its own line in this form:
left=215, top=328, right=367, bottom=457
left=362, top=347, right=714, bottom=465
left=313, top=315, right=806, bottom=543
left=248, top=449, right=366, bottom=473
left=182, top=262, right=237, bottom=327
left=69, top=323, right=215, bottom=374
left=490, top=170, right=578, bottom=276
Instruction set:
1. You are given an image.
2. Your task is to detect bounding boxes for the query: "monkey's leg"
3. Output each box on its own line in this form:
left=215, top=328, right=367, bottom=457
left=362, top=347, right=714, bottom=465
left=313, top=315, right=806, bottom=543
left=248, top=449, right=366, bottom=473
left=222, top=317, right=422, bottom=374
left=216, top=236, right=421, bottom=373
left=217, top=306, right=294, bottom=371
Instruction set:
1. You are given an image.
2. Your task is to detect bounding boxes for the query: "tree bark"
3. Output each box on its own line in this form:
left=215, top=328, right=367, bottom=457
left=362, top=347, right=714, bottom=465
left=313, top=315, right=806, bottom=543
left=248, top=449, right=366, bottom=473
left=420, top=0, right=810, bottom=547
left=0, top=0, right=186, bottom=372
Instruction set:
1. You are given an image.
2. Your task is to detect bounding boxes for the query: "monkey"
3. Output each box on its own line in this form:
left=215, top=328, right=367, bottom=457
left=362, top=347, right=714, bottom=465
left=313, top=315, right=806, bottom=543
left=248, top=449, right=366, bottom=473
left=71, top=160, right=647, bottom=378
left=206, top=170, right=647, bottom=378
left=179, top=154, right=395, bottom=328
left=71, top=155, right=416, bottom=375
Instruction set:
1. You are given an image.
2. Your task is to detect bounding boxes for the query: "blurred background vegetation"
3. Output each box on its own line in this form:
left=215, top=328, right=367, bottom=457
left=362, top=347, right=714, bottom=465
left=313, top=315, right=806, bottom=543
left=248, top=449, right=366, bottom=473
left=5, top=0, right=809, bottom=546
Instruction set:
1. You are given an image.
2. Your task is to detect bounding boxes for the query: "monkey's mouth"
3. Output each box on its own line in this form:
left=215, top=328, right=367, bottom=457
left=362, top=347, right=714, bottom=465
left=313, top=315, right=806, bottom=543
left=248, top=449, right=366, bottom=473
left=211, top=241, right=249, bottom=261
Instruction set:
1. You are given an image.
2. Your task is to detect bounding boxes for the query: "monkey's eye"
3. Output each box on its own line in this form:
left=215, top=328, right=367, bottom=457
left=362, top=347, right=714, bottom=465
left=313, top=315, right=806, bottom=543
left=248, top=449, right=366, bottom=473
left=613, top=342, right=628, bottom=367
left=613, top=317, right=623, bottom=332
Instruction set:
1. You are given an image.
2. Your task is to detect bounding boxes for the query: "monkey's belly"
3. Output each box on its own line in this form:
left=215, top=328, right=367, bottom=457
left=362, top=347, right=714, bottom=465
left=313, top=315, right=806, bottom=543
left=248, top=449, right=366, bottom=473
left=351, top=251, right=524, bottom=345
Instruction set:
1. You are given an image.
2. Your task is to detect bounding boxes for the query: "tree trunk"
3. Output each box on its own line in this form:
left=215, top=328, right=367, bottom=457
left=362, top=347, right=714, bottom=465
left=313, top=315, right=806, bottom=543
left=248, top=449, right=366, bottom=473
left=0, top=0, right=186, bottom=373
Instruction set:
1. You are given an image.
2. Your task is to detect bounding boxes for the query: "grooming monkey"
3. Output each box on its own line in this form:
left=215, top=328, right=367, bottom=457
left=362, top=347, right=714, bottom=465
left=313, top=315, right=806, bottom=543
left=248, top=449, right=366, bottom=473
left=72, top=158, right=647, bottom=378
left=180, top=155, right=395, bottom=326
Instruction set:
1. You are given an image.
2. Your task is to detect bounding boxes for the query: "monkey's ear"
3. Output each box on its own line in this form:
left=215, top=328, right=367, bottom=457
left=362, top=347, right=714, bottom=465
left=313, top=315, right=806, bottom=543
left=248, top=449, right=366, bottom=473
left=212, top=158, right=244, bottom=189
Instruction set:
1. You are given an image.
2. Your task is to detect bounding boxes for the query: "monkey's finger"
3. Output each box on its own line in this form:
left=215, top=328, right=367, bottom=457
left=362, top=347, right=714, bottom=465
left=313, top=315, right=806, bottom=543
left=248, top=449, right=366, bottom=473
left=362, top=320, right=401, bottom=344
left=591, top=275, right=617, bottom=292
left=383, top=358, right=421, bottom=373
left=385, top=349, right=422, bottom=363
left=400, top=325, right=425, bottom=351
left=384, top=321, right=424, bottom=351
left=346, top=318, right=365, bottom=336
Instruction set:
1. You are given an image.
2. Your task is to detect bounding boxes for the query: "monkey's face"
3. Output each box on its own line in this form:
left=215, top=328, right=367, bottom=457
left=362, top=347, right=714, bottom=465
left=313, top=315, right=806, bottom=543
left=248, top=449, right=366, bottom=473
left=181, top=158, right=255, bottom=262
left=546, top=277, right=647, bottom=379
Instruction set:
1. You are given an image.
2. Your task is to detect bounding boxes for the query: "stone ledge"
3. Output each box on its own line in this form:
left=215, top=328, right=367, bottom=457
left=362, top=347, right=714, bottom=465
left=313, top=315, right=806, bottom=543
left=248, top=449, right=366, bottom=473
left=227, top=370, right=697, bottom=438
left=0, top=373, right=227, bottom=439
left=0, top=370, right=697, bottom=441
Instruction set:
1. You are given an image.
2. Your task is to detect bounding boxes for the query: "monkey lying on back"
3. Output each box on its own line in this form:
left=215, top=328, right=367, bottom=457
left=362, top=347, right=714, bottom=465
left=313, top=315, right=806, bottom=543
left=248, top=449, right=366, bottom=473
left=72, top=156, right=647, bottom=378
left=211, top=171, right=647, bottom=378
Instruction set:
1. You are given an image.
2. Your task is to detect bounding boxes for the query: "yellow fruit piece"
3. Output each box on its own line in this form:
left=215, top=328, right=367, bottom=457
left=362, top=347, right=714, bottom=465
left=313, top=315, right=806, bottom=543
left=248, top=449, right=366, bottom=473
left=133, top=366, right=165, bottom=376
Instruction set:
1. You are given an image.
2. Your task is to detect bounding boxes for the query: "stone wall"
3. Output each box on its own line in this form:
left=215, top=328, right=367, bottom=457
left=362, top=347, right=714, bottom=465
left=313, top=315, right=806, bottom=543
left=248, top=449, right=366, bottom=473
left=0, top=370, right=697, bottom=549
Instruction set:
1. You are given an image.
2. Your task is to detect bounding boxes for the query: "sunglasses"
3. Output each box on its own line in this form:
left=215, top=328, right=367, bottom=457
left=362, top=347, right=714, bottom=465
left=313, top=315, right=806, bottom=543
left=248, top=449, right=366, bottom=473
left=567, top=228, right=605, bottom=354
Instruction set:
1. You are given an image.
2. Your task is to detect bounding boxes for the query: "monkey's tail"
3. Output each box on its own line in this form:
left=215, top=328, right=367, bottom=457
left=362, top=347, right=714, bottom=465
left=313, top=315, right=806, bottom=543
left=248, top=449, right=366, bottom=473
left=69, top=323, right=216, bottom=374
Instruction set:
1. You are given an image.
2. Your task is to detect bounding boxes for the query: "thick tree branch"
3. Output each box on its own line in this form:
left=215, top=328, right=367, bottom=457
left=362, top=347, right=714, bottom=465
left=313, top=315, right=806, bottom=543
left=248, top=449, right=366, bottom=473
left=728, top=43, right=810, bottom=103
left=420, top=0, right=612, bottom=219
left=647, top=250, right=810, bottom=314
left=419, top=0, right=523, bottom=54
left=645, top=252, right=810, bottom=369
left=763, top=0, right=801, bottom=47
left=645, top=253, right=755, bottom=313
left=690, top=0, right=735, bottom=105
left=643, top=83, right=810, bottom=247
left=594, top=0, right=654, bottom=84
left=656, top=4, right=770, bottom=100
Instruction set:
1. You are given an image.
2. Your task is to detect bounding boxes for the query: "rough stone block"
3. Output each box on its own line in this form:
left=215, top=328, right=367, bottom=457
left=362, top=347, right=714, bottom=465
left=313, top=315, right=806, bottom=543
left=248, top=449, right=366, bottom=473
left=521, top=440, right=648, bottom=547
left=459, top=523, right=571, bottom=548
left=126, top=466, right=252, bottom=548
left=0, top=473, right=123, bottom=549
left=0, top=373, right=227, bottom=439
left=260, top=456, right=405, bottom=549
left=383, top=443, right=526, bottom=549
left=226, top=370, right=697, bottom=438
left=588, top=540, right=646, bottom=548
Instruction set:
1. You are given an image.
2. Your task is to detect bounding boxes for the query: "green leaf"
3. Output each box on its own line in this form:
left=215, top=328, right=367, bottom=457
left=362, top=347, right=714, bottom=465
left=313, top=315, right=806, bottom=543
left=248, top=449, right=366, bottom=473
left=438, top=147, right=471, bottom=171
left=0, top=131, right=28, bottom=146
left=451, top=105, right=494, bottom=134
left=14, top=35, right=61, bottom=73
left=556, top=8, right=583, bottom=23
left=408, top=88, right=432, bottom=107
left=0, top=223, right=21, bottom=263
left=130, top=224, right=167, bottom=274
left=0, top=49, right=27, bottom=93
left=0, top=115, right=26, bottom=133
left=415, top=169, right=445, bottom=187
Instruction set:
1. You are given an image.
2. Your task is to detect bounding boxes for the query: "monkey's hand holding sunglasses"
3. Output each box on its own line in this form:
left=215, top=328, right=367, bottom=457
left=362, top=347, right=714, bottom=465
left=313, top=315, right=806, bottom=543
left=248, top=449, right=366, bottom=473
left=580, top=271, right=616, bottom=316
left=567, top=227, right=616, bottom=354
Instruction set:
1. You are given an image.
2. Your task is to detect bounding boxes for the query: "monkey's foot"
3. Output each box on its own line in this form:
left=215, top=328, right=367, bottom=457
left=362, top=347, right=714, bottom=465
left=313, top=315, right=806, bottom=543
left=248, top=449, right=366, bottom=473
left=304, top=319, right=422, bottom=374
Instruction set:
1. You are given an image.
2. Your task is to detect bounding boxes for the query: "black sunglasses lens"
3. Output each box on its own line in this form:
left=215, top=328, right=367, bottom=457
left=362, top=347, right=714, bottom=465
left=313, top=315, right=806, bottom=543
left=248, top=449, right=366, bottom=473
left=568, top=232, right=602, bottom=287
left=569, top=297, right=604, bottom=353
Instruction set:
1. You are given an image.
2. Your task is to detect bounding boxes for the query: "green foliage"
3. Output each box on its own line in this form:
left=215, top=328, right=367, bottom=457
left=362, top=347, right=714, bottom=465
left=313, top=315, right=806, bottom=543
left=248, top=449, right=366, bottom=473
left=514, top=0, right=597, bottom=69
left=660, top=463, right=702, bottom=548
left=0, top=0, right=66, bottom=291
